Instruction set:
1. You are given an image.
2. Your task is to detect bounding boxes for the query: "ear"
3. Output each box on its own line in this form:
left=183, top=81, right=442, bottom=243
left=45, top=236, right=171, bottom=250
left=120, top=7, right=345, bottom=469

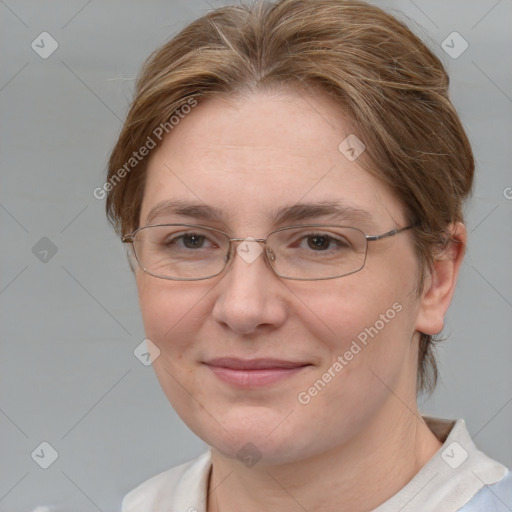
left=415, top=222, right=466, bottom=335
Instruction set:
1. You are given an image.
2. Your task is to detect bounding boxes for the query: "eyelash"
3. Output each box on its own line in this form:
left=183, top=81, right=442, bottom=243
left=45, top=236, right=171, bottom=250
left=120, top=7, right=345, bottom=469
left=164, top=231, right=351, bottom=252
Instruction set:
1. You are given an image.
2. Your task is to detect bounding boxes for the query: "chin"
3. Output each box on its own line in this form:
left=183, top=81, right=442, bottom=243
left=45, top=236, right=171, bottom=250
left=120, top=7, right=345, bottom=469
left=186, top=405, right=318, bottom=466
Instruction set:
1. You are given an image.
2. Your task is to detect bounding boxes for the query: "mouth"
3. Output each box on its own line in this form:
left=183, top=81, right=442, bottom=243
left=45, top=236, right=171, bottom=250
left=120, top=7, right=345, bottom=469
left=203, top=358, right=312, bottom=388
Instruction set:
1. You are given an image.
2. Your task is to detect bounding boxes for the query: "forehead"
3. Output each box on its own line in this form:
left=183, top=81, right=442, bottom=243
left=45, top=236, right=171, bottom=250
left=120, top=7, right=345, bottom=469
left=141, top=90, right=405, bottom=231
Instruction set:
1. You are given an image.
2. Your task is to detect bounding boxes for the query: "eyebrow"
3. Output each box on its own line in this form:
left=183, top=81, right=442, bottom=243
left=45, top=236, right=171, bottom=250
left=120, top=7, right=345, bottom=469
left=145, top=199, right=378, bottom=230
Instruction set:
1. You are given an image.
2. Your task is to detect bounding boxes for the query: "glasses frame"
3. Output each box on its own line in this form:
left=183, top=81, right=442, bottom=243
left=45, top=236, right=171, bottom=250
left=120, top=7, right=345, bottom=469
left=122, top=223, right=417, bottom=281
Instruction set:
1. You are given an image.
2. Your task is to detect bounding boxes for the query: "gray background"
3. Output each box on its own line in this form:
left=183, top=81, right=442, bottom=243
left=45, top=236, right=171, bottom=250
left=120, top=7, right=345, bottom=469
left=1, top=1, right=511, bottom=510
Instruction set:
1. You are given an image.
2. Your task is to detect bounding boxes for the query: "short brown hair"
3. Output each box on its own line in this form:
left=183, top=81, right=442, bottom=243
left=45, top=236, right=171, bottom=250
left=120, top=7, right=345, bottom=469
left=106, top=0, right=474, bottom=395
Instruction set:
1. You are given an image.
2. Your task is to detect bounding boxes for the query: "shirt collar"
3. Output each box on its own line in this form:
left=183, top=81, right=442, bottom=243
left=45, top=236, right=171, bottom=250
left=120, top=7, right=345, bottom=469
left=170, top=416, right=507, bottom=512
left=374, top=416, right=507, bottom=511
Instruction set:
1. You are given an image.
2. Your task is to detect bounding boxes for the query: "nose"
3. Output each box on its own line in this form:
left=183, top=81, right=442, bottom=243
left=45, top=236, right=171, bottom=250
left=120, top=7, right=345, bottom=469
left=211, top=239, right=288, bottom=335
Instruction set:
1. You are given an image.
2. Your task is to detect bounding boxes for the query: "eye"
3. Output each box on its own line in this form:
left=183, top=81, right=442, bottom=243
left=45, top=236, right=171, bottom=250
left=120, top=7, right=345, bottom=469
left=180, top=233, right=207, bottom=249
left=161, top=230, right=218, bottom=250
left=302, top=233, right=351, bottom=251
left=307, top=234, right=331, bottom=251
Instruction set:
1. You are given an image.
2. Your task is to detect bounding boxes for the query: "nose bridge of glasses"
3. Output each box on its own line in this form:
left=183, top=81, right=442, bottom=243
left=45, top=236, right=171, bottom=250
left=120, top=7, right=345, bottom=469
left=228, top=236, right=271, bottom=266
left=228, top=237, right=267, bottom=243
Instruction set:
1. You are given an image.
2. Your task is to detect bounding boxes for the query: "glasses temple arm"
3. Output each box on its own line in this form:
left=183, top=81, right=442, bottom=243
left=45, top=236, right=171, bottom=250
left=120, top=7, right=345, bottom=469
left=366, top=223, right=417, bottom=242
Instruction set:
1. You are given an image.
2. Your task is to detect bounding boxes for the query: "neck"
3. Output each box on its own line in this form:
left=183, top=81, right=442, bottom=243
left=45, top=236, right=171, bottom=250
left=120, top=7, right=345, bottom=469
left=207, top=404, right=442, bottom=512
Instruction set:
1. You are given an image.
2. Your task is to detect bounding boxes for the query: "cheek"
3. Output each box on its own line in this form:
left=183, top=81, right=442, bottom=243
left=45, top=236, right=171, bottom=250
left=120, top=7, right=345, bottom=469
left=294, top=290, right=414, bottom=444
left=302, top=268, right=416, bottom=389
left=136, top=275, right=209, bottom=421
left=300, top=272, right=404, bottom=345
left=136, top=274, right=207, bottom=356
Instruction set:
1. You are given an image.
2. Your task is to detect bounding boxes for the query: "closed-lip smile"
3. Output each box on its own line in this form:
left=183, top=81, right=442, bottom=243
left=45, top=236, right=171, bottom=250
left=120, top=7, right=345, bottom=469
left=203, top=358, right=311, bottom=387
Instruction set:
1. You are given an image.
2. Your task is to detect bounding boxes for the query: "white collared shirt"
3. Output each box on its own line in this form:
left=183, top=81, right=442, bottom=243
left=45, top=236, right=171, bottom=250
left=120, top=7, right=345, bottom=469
left=122, top=416, right=512, bottom=511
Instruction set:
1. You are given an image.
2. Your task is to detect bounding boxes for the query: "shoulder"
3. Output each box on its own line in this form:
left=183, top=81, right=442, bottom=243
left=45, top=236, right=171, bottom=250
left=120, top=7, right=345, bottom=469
left=375, top=417, right=510, bottom=512
left=457, top=469, right=512, bottom=511
left=121, top=451, right=212, bottom=512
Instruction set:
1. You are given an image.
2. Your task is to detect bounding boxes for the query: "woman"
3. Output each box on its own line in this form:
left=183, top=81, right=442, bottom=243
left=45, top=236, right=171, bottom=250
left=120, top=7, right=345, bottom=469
left=105, top=0, right=512, bottom=510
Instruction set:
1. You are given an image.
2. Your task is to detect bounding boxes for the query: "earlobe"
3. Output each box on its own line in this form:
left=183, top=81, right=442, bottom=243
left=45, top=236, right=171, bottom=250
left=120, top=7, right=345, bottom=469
left=415, top=222, right=467, bottom=335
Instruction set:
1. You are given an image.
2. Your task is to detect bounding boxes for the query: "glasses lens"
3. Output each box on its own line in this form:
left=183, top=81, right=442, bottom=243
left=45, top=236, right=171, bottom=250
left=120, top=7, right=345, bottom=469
left=267, top=226, right=367, bottom=280
left=132, top=225, right=229, bottom=280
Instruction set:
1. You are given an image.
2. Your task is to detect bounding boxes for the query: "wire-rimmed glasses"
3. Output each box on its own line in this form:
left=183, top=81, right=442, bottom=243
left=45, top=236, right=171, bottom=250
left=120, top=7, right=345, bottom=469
left=121, top=223, right=416, bottom=281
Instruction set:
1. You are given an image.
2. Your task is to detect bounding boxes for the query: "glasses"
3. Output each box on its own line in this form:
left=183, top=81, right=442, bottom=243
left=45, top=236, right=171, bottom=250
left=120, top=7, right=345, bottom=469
left=121, top=223, right=416, bottom=281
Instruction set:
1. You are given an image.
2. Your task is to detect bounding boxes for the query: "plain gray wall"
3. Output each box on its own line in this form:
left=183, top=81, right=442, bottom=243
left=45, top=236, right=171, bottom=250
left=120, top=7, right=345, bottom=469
left=1, top=1, right=511, bottom=510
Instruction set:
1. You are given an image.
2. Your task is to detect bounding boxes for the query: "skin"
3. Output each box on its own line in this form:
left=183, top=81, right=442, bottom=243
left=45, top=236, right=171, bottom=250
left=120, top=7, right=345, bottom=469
left=135, top=88, right=466, bottom=511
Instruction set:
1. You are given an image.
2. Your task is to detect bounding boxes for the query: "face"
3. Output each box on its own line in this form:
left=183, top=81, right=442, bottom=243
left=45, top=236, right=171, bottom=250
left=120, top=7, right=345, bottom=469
left=135, top=89, right=425, bottom=465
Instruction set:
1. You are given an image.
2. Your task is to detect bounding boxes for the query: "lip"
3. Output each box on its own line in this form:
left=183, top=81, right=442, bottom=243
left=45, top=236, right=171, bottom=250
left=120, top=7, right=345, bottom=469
left=203, top=358, right=311, bottom=388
